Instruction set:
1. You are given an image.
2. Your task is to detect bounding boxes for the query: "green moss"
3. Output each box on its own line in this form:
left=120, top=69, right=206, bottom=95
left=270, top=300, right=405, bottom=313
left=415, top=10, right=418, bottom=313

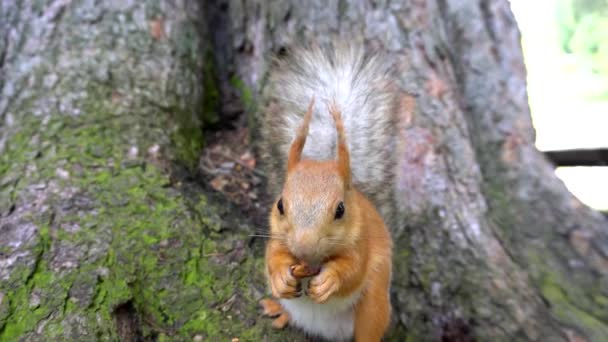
left=231, top=75, right=259, bottom=154
left=0, top=261, right=71, bottom=341
left=538, top=266, right=608, bottom=340
left=172, top=109, right=205, bottom=170
left=230, top=76, right=254, bottom=111
left=0, top=80, right=280, bottom=340
left=0, top=218, right=57, bottom=340
left=484, top=172, right=608, bottom=339
left=594, top=295, right=608, bottom=307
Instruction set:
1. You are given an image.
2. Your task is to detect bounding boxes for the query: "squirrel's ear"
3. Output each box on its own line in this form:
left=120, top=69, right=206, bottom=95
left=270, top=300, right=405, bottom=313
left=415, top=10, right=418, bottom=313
left=328, top=103, right=351, bottom=188
left=287, top=97, right=315, bottom=173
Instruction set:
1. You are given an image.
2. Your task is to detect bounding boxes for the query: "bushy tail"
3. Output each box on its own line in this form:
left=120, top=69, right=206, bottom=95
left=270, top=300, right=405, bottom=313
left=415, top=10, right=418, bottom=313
left=259, top=42, right=398, bottom=223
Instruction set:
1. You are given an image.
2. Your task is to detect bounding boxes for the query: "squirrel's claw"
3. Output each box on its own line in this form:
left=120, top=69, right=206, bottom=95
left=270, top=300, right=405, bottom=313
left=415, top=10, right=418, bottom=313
left=260, top=298, right=283, bottom=317
left=271, top=311, right=290, bottom=329
left=259, top=298, right=291, bottom=329
left=290, top=262, right=321, bottom=278
left=308, top=270, right=340, bottom=303
left=270, top=266, right=301, bottom=299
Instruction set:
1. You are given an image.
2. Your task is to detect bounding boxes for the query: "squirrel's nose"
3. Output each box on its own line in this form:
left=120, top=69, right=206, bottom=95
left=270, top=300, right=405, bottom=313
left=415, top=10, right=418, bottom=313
left=292, top=230, right=320, bottom=263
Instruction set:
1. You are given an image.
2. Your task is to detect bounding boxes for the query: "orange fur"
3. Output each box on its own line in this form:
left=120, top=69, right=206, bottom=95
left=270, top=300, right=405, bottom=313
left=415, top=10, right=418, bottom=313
left=260, top=298, right=291, bottom=329
left=328, top=102, right=351, bottom=187
left=265, top=239, right=300, bottom=299
left=286, top=97, right=315, bottom=173
left=262, top=101, right=393, bottom=341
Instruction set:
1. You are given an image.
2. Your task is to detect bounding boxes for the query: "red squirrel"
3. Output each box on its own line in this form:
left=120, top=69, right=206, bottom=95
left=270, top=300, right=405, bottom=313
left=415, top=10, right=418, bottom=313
left=259, top=44, right=394, bottom=341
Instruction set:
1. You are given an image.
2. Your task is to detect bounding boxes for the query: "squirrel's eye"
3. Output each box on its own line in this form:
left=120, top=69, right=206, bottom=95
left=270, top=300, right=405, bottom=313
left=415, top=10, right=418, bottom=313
left=334, top=202, right=345, bottom=220
left=277, top=198, right=285, bottom=215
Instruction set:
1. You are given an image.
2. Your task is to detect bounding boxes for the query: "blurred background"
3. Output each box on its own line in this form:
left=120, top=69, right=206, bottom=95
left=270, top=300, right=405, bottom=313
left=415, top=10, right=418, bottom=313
left=511, top=0, right=608, bottom=210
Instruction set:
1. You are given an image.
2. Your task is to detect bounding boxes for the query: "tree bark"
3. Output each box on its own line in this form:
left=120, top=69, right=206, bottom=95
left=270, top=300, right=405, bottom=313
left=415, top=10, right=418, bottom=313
left=217, top=0, right=608, bottom=340
left=1, top=0, right=607, bottom=341
left=0, top=1, right=285, bottom=341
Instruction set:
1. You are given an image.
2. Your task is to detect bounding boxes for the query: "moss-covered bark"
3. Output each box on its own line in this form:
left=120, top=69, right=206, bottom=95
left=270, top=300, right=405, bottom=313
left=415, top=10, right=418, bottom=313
left=0, top=1, right=303, bottom=340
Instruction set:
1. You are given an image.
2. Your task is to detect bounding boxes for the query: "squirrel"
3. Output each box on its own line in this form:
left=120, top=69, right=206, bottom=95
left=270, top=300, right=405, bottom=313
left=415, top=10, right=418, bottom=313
left=258, top=44, right=396, bottom=341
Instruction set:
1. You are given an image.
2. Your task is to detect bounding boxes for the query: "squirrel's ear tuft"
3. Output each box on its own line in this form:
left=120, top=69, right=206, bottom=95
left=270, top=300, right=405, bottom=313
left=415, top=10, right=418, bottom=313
left=287, top=96, right=315, bottom=173
left=328, top=102, right=351, bottom=188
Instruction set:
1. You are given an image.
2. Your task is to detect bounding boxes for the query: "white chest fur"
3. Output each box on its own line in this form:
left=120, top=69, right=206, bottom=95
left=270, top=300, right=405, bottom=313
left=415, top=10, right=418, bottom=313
left=280, top=283, right=362, bottom=341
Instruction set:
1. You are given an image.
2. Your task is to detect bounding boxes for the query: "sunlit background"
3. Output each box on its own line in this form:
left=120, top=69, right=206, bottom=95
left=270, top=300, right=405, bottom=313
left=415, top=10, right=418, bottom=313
left=510, top=0, right=608, bottom=210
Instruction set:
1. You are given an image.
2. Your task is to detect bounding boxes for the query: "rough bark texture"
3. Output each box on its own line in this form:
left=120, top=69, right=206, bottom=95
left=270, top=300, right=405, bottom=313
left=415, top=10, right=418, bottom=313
left=213, top=0, right=608, bottom=340
left=0, top=1, right=286, bottom=341
left=1, top=0, right=607, bottom=341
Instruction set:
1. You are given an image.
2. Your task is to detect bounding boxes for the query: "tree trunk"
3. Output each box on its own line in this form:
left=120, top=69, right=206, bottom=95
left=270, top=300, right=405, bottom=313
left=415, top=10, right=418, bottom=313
left=1, top=1, right=606, bottom=342
left=216, top=0, right=608, bottom=340
left=0, top=1, right=282, bottom=341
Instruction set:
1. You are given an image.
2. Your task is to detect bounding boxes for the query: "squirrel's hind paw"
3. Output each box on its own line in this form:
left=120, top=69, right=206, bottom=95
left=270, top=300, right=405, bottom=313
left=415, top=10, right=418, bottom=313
left=260, top=298, right=290, bottom=329
left=260, top=298, right=283, bottom=317
left=271, top=311, right=290, bottom=329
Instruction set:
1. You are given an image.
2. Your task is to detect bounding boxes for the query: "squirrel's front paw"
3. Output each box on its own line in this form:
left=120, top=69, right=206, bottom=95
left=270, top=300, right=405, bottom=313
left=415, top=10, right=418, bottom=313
left=307, top=269, right=340, bottom=303
left=269, top=266, right=301, bottom=299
